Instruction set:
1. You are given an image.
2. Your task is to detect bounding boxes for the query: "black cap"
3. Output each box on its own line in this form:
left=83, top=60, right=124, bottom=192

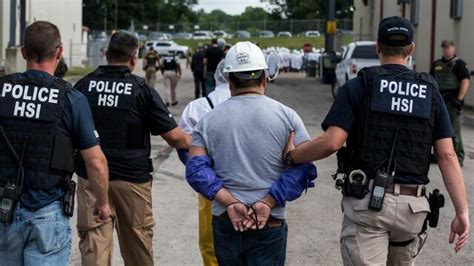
left=377, top=16, right=414, bottom=47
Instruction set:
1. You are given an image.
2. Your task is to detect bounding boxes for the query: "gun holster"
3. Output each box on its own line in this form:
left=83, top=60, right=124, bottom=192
left=425, top=189, right=445, bottom=228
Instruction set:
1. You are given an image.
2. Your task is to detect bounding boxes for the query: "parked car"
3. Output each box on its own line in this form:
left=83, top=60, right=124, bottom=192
left=213, top=30, right=228, bottom=39
left=303, top=30, right=321, bottom=37
left=144, top=40, right=189, bottom=58
left=259, top=30, right=274, bottom=38
left=334, top=41, right=415, bottom=96
left=277, top=31, right=292, bottom=37
left=193, top=31, right=213, bottom=40
left=148, top=32, right=170, bottom=41
left=174, top=32, right=193, bottom=40
left=234, top=30, right=251, bottom=38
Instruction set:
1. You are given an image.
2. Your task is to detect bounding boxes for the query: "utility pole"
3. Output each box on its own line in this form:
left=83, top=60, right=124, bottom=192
left=114, top=0, right=118, bottom=29
left=325, top=0, right=336, bottom=53
left=19, top=0, right=25, bottom=45
left=8, top=0, right=17, bottom=47
left=103, top=4, right=108, bottom=33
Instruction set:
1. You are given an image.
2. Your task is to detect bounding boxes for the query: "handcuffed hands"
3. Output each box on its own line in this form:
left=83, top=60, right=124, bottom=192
left=227, top=200, right=273, bottom=232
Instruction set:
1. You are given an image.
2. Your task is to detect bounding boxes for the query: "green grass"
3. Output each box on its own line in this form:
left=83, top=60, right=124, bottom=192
left=175, top=36, right=353, bottom=51
left=65, top=66, right=94, bottom=77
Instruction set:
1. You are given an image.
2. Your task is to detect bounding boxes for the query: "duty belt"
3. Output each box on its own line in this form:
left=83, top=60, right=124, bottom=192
left=386, top=183, right=426, bottom=197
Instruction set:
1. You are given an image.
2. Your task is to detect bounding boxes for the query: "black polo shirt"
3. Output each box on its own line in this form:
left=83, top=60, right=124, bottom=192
left=74, top=65, right=178, bottom=183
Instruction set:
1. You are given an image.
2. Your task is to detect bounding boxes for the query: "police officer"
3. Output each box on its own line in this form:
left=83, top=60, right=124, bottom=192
left=143, top=46, right=160, bottom=88
left=283, top=17, right=470, bottom=264
left=161, top=49, right=182, bottom=106
left=430, top=40, right=470, bottom=167
left=191, top=43, right=206, bottom=99
left=74, top=31, right=191, bottom=266
left=0, top=21, right=110, bottom=265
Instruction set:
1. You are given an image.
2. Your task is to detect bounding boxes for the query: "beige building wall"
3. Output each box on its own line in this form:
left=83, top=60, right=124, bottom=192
left=1, top=0, right=86, bottom=67
left=352, top=0, right=474, bottom=106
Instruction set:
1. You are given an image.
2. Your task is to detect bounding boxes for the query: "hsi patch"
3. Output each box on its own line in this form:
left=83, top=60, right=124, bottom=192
left=370, top=77, right=433, bottom=119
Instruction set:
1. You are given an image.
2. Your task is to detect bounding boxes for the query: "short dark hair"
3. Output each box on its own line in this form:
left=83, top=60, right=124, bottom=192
left=106, top=31, right=139, bottom=63
left=23, top=21, right=61, bottom=63
left=378, top=42, right=412, bottom=58
left=211, top=38, right=218, bottom=45
left=228, top=71, right=265, bottom=89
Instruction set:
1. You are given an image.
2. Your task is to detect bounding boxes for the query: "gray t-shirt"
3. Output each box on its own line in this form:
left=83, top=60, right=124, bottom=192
left=192, top=95, right=310, bottom=219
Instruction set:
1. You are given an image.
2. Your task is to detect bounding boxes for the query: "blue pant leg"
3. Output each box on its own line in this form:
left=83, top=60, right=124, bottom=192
left=23, top=201, right=72, bottom=266
left=204, top=72, right=216, bottom=96
left=244, top=224, right=288, bottom=266
left=212, top=216, right=243, bottom=266
left=0, top=204, right=26, bottom=266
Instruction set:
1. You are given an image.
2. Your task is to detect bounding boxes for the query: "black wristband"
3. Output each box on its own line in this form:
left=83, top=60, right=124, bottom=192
left=283, top=151, right=295, bottom=167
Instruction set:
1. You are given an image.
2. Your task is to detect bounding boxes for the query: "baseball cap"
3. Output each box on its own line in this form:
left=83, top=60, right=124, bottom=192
left=441, top=40, right=454, bottom=48
left=378, top=16, right=414, bottom=47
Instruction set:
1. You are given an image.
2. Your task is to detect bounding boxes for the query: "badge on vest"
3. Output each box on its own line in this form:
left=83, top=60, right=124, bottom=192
left=85, top=79, right=134, bottom=109
left=0, top=83, right=60, bottom=121
left=371, top=77, right=432, bottom=119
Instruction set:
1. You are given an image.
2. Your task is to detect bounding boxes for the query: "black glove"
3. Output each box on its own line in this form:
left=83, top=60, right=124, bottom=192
left=452, top=99, right=464, bottom=111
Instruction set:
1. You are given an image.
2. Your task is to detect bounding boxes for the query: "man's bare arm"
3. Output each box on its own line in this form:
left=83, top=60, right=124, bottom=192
left=289, top=126, right=348, bottom=164
left=435, top=138, right=470, bottom=252
left=458, top=78, right=469, bottom=101
left=162, top=127, right=192, bottom=150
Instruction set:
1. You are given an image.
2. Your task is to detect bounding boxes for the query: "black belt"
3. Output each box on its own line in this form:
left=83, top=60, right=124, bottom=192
left=218, top=212, right=286, bottom=228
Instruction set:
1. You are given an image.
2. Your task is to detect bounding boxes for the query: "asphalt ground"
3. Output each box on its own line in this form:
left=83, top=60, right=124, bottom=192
left=69, top=60, right=474, bottom=265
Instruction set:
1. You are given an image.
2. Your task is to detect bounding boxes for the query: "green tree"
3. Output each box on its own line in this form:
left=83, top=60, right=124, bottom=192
left=264, top=0, right=353, bottom=19
left=83, top=0, right=198, bottom=31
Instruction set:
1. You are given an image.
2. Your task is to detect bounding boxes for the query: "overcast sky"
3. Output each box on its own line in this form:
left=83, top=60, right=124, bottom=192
left=193, top=0, right=272, bottom=15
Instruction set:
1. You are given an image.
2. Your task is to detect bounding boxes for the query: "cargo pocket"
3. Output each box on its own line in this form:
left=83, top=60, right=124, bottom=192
left=340, top=216, right=364, bottom=266
left=408, top=198, right=430, bottom=234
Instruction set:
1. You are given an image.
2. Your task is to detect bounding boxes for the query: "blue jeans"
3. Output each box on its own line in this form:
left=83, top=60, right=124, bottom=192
left=0, top=201, right=71, bottom=266
left=204, top=71, right=216, bottom=96
left=212, top=216, right=288, bottom=266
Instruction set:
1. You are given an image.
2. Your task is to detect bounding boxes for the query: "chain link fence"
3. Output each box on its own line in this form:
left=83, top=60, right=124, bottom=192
left=134, top=19, right=353, bottom=36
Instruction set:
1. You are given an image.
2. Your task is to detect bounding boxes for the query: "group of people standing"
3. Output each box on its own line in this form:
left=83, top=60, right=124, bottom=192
left=190, top=38, right=228, bottom=99
left=143, top=47, right=182, bottom=106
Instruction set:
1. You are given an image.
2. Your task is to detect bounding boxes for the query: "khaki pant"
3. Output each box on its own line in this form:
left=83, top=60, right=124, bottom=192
left=198, top=195, right=218, bottom=266
left=77, top=177, right=155, bottom=266
left=145, top=67, right=157, bottom=89
left=163, top=70, right=179, bottom=104
left=340, top=190, right=430, bottom=266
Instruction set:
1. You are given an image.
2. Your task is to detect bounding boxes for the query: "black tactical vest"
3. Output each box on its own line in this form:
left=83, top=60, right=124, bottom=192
left=145, top=52, right=158, bottom=67
left=75, top=67, right=151, bottom=178
left=350, top=66, right=437, bottom=184
left=432, top=57, right=460, bottom=92
left=0, top=74, right=74, bottom=190
left=163, top=56, right=178, bottom=71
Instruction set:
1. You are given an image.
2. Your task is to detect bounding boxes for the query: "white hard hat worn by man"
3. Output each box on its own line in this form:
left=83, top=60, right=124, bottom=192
left=185, top=41, right=316, bottom=265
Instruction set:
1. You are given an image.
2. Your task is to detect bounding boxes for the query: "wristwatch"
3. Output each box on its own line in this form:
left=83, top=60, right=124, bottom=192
left=283, top=151, right=295, bottom=167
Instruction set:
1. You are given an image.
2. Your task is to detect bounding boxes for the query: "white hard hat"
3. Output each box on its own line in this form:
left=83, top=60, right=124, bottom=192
left=223, top=41, right=268, bottom=73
